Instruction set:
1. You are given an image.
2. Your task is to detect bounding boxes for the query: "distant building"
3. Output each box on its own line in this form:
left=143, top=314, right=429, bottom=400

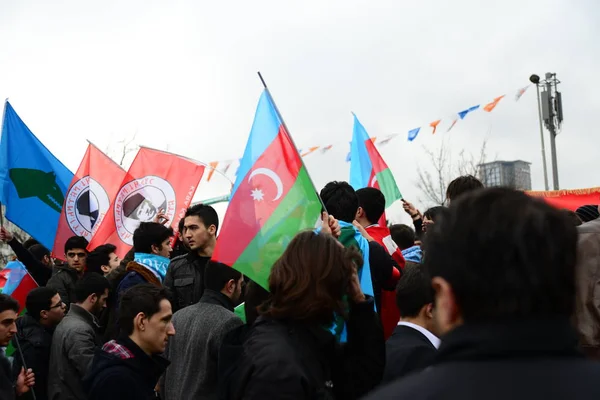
left=478, top=160, right=532, bottom=190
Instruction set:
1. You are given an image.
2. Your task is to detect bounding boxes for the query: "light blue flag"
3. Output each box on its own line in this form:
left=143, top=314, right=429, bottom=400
left=0, top=101, right=74, bottom=249
left=457, top=105, right=480, bottom=120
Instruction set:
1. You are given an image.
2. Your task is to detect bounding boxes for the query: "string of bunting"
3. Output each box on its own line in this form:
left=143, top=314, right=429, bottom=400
left=204, top=84, right=531, bottom=182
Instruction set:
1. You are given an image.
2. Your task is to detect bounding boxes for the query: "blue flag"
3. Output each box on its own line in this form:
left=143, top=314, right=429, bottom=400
left=0, top=101, right=73, bottom=249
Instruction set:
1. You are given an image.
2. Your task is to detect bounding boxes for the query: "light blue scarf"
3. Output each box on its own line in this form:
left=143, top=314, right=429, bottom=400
left=134, top=253, right=170, bottom=283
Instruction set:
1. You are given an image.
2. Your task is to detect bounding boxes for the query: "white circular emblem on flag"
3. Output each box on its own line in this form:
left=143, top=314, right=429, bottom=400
left=65, top=176, right=110, bottom=238
left=114, top=176, right=176, bottom=245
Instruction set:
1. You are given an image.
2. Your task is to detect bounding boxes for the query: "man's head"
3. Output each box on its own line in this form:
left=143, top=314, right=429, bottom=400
left=133, top=222, right=174, bottom=258
left=355, top=187, right=386, bottom=226
left=26, top=287, right=65, bottom=327
left=320, top=181, right=358, bottom=223
left=123, top=193, right=161, bottom=222
left=118, top=284, right=175, bottom=355
left=23, top=238, right=40, bottom=250
left=64, top=236, right=89, bottom=273
left=183, top=204, right=218, bottom=255
left=390, top=224, right=416, bottom=250
left=86, top=244, right=120, bottom=276
left=424, top=188, right=577, bottom=336
left=73, top=273, right=111, bottom=315
left=0, top=294, right=19, bottom=346
left=445, top=175, right=483, bottom=204
left=204, top=261, right=244, bottom=305
left=396, top=262, right=435, bottom=332
left=29, top=244, right=53, bottom=267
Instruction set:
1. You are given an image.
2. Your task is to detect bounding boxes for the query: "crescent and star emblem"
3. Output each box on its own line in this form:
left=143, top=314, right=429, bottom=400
left=370, top=175, right=378, bottom=187
left=248, top=167, right=284, bottom=202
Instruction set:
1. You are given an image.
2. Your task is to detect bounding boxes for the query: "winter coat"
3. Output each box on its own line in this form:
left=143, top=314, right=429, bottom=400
left=0, top=351, right=15, bottom=400
left=48, top=304, right=102, bottom=400
left=219, top=296, right=385, bottom=400
left=366, top=318, right=600, bottom=400
left=7, top=237, right=52, bottom=286
left=11, top=314, right=54, bottom=400
left=164, top=252, right=210, bottom=312
left=46, top=265, right=79, bottom=309
left=84, top=337, right=170, bottom=400
left=115, top=261, right=162, bottom=308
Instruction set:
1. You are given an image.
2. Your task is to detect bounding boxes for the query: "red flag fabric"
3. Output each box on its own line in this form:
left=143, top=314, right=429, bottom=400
left=53, top=144, right=126, bottom=259
left=88, top=147, right=205, bottom=258
left=527, top=187, right=600, bottom=211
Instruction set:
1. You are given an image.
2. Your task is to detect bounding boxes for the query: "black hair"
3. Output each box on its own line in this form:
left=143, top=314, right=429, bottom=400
left=0, top=294, right=19, bottom=314
left=423, top=206, right=444, bottom=222
left=184, top=204, right=219, bottom=231
left=395, top=262, right=433, bottom=318
left=86, top=244, right=117, bottom=275
left=389, top=224, right=416, bottom=250
left=26, top=287, right=59, bottom=320
left=423, top=187, right=577, bottom=321
left=356, top=187, right=386, bottom=224
left=64, top=236, right=89, bottom=255
left=204, top=261, right=242, bottom=292
left=118, top=284, right=171, bottom=335
left=133, top=222, right=174, bottom=254
left=319, top=181, right=358, bottom=223
left=29, top=244, right=50, bottom=262
left=73, top=273, right=111, bottom=303
left=446, top=175, right=484, bottom=202
left=245, top=280, right=271, bottom=325
left=23, top=238, right=40, bottom=250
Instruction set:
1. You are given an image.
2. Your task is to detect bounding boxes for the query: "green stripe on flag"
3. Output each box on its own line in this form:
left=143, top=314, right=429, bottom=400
left=234, top=303, right=246, bottom=323
left=233, top=166, right=321, bottom=290
left=376, top=168, right=402, bottom=208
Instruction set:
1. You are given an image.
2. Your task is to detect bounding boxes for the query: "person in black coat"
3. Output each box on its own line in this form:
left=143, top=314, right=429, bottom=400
left=219, top=228, right=385, bottom=400
left=382, top=262, right=439, bottom=384
left=367, top=188, right=600, bottom=400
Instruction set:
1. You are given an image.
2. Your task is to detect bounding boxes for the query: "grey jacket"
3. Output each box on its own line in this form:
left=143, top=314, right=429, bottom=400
left=47, top=265, right=79, bottom=309
left=161, top=290, right=243, bottom=400
left=164, top=252, right=210, bottom=312
left=48, top=304, right=101, bottom=400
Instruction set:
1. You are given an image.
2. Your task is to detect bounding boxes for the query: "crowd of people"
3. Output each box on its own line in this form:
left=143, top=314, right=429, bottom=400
left=0, top=175, right=599, bottom=399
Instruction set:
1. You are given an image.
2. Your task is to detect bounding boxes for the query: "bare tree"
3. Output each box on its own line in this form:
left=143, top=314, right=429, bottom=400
left=105, top=132, right=139, bottom=167
left=416, top=138, right=488, bottom=206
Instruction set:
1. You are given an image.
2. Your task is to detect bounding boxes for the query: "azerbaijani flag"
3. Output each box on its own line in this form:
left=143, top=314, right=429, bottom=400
left=212, top=90, right=322, bottom=290
left=349, top=114, right=402, bottom=225
left=0, top=261, right=38, bottom=314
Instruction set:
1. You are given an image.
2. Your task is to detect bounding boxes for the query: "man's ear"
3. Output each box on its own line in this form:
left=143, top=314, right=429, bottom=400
left=355, top=207, right=364, bottom=220
left=431, top=276, right=462, bottom=336
left=224, top=279, right=235, bottom=295
left=150, top=244, right=160, bottom=255
left=133, top=312, right=147, bottom=332
left=209, top=225, right=217, bottom=236
left=101, top=265, right=110, bottom=274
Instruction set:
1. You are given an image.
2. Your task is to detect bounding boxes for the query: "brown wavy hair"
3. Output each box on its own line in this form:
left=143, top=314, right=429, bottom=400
left=261, top=230, right=363, bottom=325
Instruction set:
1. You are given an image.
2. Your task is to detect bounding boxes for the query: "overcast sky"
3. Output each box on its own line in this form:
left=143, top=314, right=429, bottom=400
left=1, top=0, right=598, bottom=224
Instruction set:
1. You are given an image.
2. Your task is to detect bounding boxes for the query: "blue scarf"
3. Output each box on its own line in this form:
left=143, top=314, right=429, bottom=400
left=134, top=253, right=170, bottom=283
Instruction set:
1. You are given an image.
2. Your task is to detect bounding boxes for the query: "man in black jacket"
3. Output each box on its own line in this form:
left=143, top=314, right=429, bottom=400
left=85, top=284, right=174, bottom=400
left=0, top=227, right=53, bottom=286
left=47, top=236, right=89, bottom=308
left=164, top=204, right=218, bottom=312
left=382, top=262, right=438, bottom=384
left=367, top=188, right=600, bottom=400
left=11, top=287, right=66, bottom=400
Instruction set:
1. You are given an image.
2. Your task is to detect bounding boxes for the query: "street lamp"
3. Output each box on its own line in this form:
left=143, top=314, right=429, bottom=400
left=529, top=74, right=549, bottom=191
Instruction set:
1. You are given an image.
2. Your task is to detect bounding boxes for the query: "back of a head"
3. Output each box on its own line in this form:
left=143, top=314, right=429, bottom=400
left=320, top=181, right=358, bottom=223
left=264, top=230, right=361, bottom=324
left=133, top=222, right=174, bottom=254
left=423, top=206, right=444, bottom=222
left=29, top=244, right=50, bottom=262
left=118, top=284, right=170, bottom=335
left=23, top=238, right=40, bottom=250
left=564, top=210, right=582, bottom=227
left=204, top=261, right=242, bottom=292
left=26, top=287, right=58, bottom=320
left=86, top=244, right=117, bottom=275
left=73, top=273, right=111, bottom=303
left=445, top=175, right=484, bottom=203
left=0, top=294, right=19, bottom=314
left=64, top=236, right=89, bottom=254
left=185, top=203, right=219, bottom=231
left=244, top=280, right=270, bottom=325
left=356, top=187, right=386, bottom=225
left=396, top=262, right=433, bottom=318
left=390, top=224, right=416, bottom=250
left=424, top=187, right=577, bottom=322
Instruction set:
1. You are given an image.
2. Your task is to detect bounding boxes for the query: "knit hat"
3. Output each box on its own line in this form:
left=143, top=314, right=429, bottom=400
left=576, top=205, right=600, bottom=223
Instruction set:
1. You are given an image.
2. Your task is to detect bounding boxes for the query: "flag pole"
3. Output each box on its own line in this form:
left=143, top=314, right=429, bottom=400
left=0, top=99, right=8, bottom=229
left=256, top=72, right=329, bottom=214
left=14, top=335, right=37, bottom=400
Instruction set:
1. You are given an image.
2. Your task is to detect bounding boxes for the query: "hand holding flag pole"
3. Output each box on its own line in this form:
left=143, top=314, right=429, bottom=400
left=14, top=335, right=37, bottom=399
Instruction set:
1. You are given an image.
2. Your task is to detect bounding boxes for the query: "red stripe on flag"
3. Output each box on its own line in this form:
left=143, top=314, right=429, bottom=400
left=364, top=139, right=391, bottom=176
left=10, top=274, right=38, bottom=314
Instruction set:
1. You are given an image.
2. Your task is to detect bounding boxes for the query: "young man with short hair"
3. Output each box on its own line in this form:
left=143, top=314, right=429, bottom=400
left=86, top=244, right=120, bottom=277
left=12, top=287, right=66, bottom=400
left=165, top=204, right=218, bottom=312
left=48, top=273, right=110, bottom=400
left=47, top=236, right=89, bottom=307
left=85, top=284, right=175, bottom=400
left=162, top=261, right=244, bottom=399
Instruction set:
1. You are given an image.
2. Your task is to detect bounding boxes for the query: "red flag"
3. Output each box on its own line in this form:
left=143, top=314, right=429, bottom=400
left=88, top=147, right=205, bottom=258
left=53, top=143, right=126, bottom=259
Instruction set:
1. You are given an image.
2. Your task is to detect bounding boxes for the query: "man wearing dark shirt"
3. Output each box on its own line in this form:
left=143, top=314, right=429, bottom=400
left=0, top=227, right=53, bottom=286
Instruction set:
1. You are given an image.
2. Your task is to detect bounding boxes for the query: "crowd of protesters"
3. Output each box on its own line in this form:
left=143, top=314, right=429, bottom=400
left=1, top=175, right=600, bottom=399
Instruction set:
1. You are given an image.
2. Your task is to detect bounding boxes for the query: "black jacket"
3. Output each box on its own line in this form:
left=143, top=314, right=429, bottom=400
left=7, top=237, right=52, bottom=286
left=46, top=265, right=79, bottom=308
left=367, top=241, right=397, bottom=312
left=164, top=252, right=210, bottom=312
left=367, top=318, right=600, bottom=400
left=11, top=315, right=54, bottom=400
left=84, top=336, right=170, bottom=400
left=219, top=296, right=385, bottom=400
left=0, top=352, right=15, bottom=400
left=382, top=324, right=437, bottom=384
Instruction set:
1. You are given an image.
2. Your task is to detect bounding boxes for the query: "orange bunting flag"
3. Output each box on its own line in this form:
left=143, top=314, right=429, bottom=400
left=430, top=120, right=441, bottom=134
left=301, top=146, right=320, bottom=157
left=206, top=161, right=220, bottom=182
left=483, top=95, right=505, bottom=112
